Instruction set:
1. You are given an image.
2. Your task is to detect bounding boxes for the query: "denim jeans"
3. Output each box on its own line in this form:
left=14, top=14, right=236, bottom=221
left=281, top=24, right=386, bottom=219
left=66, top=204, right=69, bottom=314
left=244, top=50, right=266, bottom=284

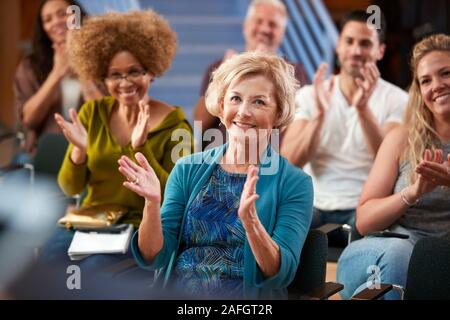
left=311, top=208, right=358, bottom=247
left=336, top=225, right=424, bottom=300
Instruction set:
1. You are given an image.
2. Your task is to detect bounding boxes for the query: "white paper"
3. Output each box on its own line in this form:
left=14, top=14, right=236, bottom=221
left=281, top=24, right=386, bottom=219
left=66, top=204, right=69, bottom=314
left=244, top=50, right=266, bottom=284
left=68, top=224, right=133, bottom=258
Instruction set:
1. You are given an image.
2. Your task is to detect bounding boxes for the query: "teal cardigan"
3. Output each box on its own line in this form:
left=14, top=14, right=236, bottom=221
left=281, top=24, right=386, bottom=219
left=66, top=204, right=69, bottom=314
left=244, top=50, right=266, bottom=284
left=131, top=144, right=313, bottom=299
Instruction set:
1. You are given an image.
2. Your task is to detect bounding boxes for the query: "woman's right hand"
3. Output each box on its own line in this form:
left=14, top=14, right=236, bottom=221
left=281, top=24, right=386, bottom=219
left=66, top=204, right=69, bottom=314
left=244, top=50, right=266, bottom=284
left=118, top=153, right=161, bottom=205
left=406, top=149, right=443, bottom=201
left=51, top=41, right=70, bottom=79
left=54, top=108, right=87, bottom=151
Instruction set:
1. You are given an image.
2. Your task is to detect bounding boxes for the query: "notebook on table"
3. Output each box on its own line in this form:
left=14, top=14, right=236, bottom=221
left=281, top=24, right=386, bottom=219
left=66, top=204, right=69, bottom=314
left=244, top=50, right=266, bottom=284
left=67, top=224, right=134, bottom=261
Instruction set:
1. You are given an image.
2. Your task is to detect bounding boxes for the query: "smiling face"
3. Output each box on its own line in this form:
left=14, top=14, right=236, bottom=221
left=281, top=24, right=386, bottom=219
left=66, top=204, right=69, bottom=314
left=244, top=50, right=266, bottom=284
left=336, top=21, right=385, bottom=77
left=41, top=0, right=70, bottom=44
left=243, top=4, right=286, bottom=53
left=221, top=74, right=278, bottom=142
left=104, top=51, right=152, bottom=107
left=417, top=50, right=450, bottom=120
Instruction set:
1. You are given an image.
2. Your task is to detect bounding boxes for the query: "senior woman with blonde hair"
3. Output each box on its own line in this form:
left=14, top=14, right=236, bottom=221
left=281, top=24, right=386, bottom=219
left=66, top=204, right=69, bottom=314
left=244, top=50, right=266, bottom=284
left=119, top=52, right=313, bottom=299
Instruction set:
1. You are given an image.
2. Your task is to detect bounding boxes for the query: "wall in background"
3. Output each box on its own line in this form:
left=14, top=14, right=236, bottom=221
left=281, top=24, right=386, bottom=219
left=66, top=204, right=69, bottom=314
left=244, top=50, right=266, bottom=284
left=0, top=1, right=21, bottom=129
left=324, top=0, right=370, bottom=22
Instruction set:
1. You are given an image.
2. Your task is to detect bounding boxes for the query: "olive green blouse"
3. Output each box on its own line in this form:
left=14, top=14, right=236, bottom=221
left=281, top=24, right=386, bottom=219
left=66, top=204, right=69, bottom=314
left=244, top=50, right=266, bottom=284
left=57, top=96, right=193, bottom=226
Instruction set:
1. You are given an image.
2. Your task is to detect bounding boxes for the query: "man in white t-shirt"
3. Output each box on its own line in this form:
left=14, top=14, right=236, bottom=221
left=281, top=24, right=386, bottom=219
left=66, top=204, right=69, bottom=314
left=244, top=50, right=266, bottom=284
left=280, top=10, right=408, bottom=243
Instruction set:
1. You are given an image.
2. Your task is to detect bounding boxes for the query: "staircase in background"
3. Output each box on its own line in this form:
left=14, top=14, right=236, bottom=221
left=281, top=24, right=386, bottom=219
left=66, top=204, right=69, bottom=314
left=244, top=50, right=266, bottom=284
left=139, top=0, right=247, bottom=123
left=78, top=0, right=141, bottom=14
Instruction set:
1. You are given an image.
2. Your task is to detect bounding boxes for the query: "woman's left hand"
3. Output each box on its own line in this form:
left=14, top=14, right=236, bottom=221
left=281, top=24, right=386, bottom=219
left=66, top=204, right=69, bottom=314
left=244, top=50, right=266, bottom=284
left=131, top=96, right=151, bottom=149
left=416, top=151, right=450, bottom=188
left=238, top=165, right=260, bottom=229
left=118, top=152, right=161, bottom=204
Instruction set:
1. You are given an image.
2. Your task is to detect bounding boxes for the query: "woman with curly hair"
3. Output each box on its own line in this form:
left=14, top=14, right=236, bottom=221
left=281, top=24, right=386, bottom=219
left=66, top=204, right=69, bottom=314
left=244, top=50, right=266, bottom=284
left=337, top=34, right=450, bottom=300
left=36, top=11, right=193, bottom=281
left=14, top=0, right=102, bottom=156
left=55, top=10, right=193, bottom=226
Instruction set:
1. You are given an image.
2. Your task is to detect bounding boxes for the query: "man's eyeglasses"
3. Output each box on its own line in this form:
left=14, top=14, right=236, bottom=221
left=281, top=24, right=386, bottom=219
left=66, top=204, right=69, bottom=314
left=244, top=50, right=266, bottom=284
left=104, top=68, right=148, bottom=83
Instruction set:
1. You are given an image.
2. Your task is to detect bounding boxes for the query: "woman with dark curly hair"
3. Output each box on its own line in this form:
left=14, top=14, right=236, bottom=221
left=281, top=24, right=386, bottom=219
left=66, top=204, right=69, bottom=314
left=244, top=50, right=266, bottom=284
left=55, top=10, right=193, bottom=226
left=14, top=0, right=102, bottom=156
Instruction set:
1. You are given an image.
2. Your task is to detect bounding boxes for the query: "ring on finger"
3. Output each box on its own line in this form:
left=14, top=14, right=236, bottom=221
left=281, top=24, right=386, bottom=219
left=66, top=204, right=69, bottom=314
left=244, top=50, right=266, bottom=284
left=129, top=176, right=139, bottom=185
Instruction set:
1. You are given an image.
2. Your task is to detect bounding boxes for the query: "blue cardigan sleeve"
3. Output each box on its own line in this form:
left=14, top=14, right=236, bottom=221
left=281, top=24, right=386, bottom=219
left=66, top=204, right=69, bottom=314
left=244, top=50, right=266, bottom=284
left=131, top=161, right=187, bottom=270
left=254, top=171, right=313, bottom=289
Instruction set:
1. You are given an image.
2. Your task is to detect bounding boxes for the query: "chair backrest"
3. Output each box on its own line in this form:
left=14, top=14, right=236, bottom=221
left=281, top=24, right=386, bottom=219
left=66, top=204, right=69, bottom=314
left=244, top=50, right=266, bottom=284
left=33, top=133, right=68, bottom=178
left=405, top=234, right=450, bottom=300
left=288, top=229, right=328, bottom=297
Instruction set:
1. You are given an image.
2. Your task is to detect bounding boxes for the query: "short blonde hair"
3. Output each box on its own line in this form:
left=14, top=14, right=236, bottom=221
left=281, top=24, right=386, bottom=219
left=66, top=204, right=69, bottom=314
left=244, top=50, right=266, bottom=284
left=205, top=52, right=299, bottom=128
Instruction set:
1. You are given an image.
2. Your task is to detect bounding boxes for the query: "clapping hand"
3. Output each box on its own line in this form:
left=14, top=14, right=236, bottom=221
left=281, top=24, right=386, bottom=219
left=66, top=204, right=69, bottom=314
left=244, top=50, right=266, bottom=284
left=54, top=108, right=87, bottom=151
left=406, top=149, right=446, bottom=203
left=52, top=41, right=70, bottom=79
left=238, top=165, right=261, bottom=229
left=353, top=62, right=379, bottom=112
left=118, top=152, right=161, bottom=204
left=415, top=149, right=450, bottom=189
left=313, top=63, right=335, bottom=117
left=131, top=95, right=151, bottom=149
left=224, top=48, right=238, bottom=60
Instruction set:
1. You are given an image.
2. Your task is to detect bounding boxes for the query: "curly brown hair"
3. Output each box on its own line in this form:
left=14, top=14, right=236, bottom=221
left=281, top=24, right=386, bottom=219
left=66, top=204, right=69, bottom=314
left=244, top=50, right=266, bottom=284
left=68, top=10, right=177, bottom=83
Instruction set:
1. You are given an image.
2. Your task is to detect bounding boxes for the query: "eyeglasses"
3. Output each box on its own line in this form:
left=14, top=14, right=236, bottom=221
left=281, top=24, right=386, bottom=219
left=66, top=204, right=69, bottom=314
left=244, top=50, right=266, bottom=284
left=104, top=68, right=148, bottom=83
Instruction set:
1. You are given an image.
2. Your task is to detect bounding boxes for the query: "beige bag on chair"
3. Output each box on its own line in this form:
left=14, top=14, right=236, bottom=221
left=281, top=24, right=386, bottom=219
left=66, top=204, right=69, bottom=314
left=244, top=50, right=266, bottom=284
left=58, top=204, right=128, bottom=229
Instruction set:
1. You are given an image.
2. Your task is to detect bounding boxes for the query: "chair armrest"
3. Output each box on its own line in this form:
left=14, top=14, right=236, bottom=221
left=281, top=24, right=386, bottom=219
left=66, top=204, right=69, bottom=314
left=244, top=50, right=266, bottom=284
left=0, top=164, right=26, bottom=173
left=0, top=164, right=34, bottom=184
left=317, top=223, right=353, bottom=245
left=294, top=282, right=344, bottom=300
left=1, top=163, right=33, bottom=173
left=72, top=194, right=82, bottom=208
left=0, top=132, right=15, bottom=142
left=316, top=223, right=343, bottom=234
left=351, top=284, right=393, bottom=300
left=0, top=131, right=25, bottom=143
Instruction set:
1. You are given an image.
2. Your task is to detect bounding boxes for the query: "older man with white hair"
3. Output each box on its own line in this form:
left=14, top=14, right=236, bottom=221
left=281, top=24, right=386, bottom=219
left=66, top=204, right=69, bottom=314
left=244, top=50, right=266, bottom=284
left=193, top=0, right=308, bottom=150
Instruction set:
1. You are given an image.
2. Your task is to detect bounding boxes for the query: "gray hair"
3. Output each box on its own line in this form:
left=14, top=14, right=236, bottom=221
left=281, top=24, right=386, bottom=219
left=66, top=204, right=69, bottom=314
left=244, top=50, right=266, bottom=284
left=245, top=0, right=287, bottom=23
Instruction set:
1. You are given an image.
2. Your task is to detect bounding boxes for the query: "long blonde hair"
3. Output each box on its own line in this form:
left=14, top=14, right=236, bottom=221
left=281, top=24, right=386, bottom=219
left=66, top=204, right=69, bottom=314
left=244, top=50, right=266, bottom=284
left=404, top=34, right=450, bottom=183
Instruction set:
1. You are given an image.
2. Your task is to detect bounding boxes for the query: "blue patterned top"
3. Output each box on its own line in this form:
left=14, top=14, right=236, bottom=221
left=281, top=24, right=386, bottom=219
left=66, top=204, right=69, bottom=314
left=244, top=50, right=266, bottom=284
left=173, top=165, right=247, bottom=298
left=131, top=144, right=314, bottom=299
